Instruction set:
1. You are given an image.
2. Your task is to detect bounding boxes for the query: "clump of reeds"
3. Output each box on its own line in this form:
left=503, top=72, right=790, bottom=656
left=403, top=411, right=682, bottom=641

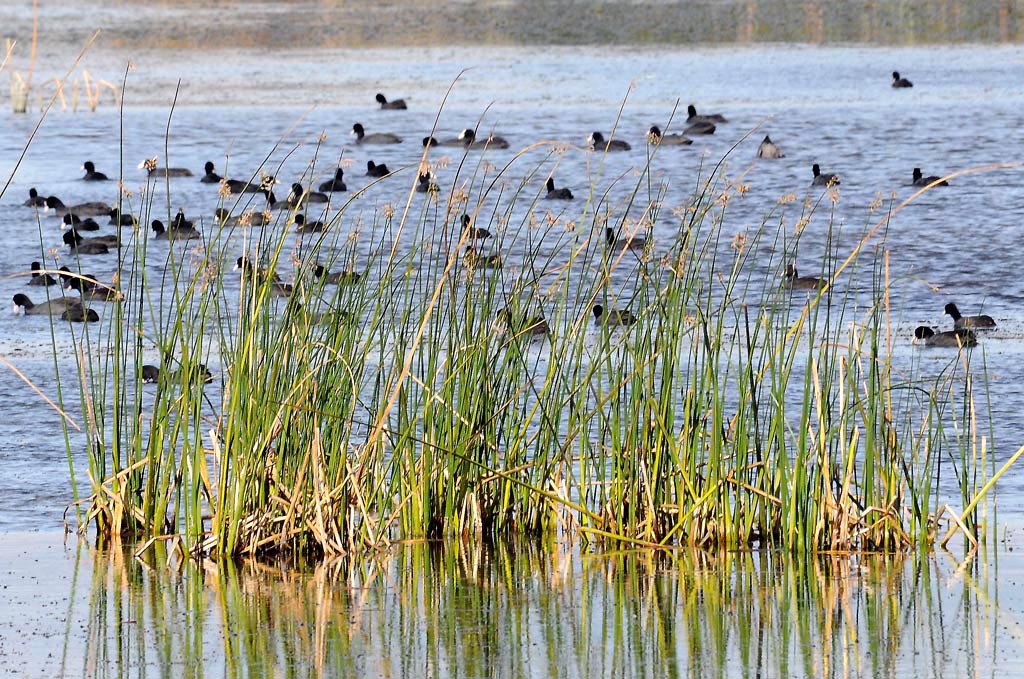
left=37, top=107, right=1004, bottom=560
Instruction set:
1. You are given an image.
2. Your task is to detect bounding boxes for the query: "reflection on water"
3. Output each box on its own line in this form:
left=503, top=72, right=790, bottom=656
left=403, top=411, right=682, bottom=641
left=4, top=533, right=1018, bottom=677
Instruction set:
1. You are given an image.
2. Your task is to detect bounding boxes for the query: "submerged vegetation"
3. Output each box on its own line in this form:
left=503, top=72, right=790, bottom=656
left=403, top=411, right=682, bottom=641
left=19, top=104, right=1002, bottom=560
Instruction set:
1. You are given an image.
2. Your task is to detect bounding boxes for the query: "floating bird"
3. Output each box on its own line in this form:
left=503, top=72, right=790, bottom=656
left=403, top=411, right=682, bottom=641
left=458, top=128, right=510, bottom=149
left=200, top=161, right=223, bottom=183
left=351, top=123, right=402, bottom=144
left=62, top=213, right=100, bottom=231
left=313, top=264, right=361, bottom=285
left=151, top=219, right=201, bottom=241
left=811, top=163, right=840, bottom=186
left=914, top=326, right=975, bottom=347
left=544, top=177, right=574, bottom=200
left=944, top=303, right=996, bottom=329
left=375, top=93, right=407, bottom=110
left=293, top=214, right=326, bottom=234
left=687, top=104, right=727, bottom=124
left=59, top=267, right=120, bottom=301
left=44, top=195, right=112, bottom=217
left=463, top=246, right=502, bottom=269
left=912, top=168, right=948, bottom=187
left=63, top=229, right=115, bottom=254
left=647, top=125, right=692, bottom=146
left=498, top=308, right=549, bottom=337
left=81, top=161, right=109, bottom=181
left=24, top=188, right=47, bottom=207
left=366, top=161, right=391, bottom=177
left=460, top=214, right=491, bottom=240
left=606, top=227, right=648, bottom=251
left=12, top=293, right=82, bottom=316
left=318, top=168, right=347, bottom=193
left=592, top=304, right=635, bottom=327
left=756, top=135, right=784, bottom=159
left=26, top=261, right=59, bottom=287
left=892, top=71, right=913, bottom=88
left=587, top=131, right=631, bottom=152
left=138, top=157, right=193, bottom=177
left=61, top=306, right=99, bottom=322
left=783, top=264, right=825, bottom=290
left=416, top=172, right=439, bottom=193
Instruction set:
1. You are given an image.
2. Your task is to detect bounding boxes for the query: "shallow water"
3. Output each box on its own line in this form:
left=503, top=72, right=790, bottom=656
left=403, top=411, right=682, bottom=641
left=2, top=40, right=1024, bottom=530
left=0, top=533, right=1019, bottom=679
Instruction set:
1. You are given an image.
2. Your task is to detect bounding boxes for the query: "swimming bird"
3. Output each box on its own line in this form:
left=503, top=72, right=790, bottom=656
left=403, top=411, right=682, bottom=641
left=422, top=135, right=464, bottom=148
left=81, top=161, right=109, bottom=181
left=63, top=229, right=115, bottom=254
left=313, top=264, right=361, bottom=285
left=293, top=214, right=326, bottom=234
left=235, top=256, right=293, bottom=296
left=318, top=168, right=347, bottom=193
left=351, top=123, right=402, bottom=144
left=366, top=161, right=391, bottom=178
left=61, top=306, right=99, bottom=322
left=687, top=104, right=727, bottom=124
left=460, top=214, right=491, bottom=240
left=62, top=213, right=100, bottom=231
left=214, top=207, right=270, bottom=227
left=912, top=168, right=948, bottom=186
left=892, top=71, right=913, bottom=88
left=606, top=227, right=648, bottom=251
left=587, top=132, right=631, bottom=152
left=545, top=177, right=574, bottom=200
left=756, top=135, right=784, bottom=159
left=463, top=246, right=502, bottom=269
left=458, top=128, right=510, bottom=149
left=416, top=172, right=439, bottom=193
left=138, top=156, right=193, bottom=177
left=944, top=303, right=996, bottom=329
left=12, top=293, right=82, bottom=316
left=914, top=326, right=975, bottom=347
left=647, top=125, right=692, bottom=146
left=44, top=196, right=112, bottom=217
left=27, top=261, right=59, bottom=287
left=683, top=120, right=716, bottom=136
left=108, top=208, right=137, bottom=226
left=24, top=188, right=47, bottom=207
left=783, top=264, right=825, bottom=290
left=287, top=183, right=329, bottom=206
left=59, top=268, right=120, bottom=301
left=376, top=93, right=407, bottom=110
left=172, top=209, right=194, bottom=230
left=811, top=164, right=840, bottom=186
left=498, top=308, right=549, bottom=337
left=223, top=172, right=270, bottom=194
left=200, top=161, right=223, bottom=184
left=151, top=219, right=201, bottom=241
left=592, top=304, right=635, bottom=327
left=141, top=363, right=214, bottom=384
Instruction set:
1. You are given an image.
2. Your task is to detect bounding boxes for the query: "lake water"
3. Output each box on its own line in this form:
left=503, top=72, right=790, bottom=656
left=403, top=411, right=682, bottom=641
left=2, top=0, right=1024, bottom=675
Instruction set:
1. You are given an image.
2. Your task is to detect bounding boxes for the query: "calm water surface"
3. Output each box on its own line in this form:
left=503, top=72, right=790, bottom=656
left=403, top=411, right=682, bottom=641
left=1, top=43, right=1023, bottom=531
left=0, top=533, right=1020, bottom=678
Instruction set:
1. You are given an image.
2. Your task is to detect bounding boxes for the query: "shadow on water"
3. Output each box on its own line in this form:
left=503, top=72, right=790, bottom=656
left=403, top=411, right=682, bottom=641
left=7, top=534, right=1018, bottom=677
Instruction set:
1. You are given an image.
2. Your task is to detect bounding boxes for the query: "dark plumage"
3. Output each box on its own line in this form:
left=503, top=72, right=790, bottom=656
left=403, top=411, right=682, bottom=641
left=461, top=214, right=491, bottom=240
left=416, top=172, right=439, bottom=194
left=811, top=164, right=840, bottom=186
left=201, top=161, right=223, bottom=184
left=81, top=161, right=109, bottom=181
left=592, top=304, right=635, bottom=327
left=686, top=104, right=727, bottom=124
left=944, top=303, right=996, bottom=329
left=783, top=265, right=825, bottom=290
left=351, top=123, right=402, bottom=144
left=892, top=71, right=913, bottom=88
left=12, top=293, right=82, bottom=316
left=63, top=229, right=114, bottom=254
left=375, top=93, right=407, bottom=110
left=914, top=326, right=975, bottom=347
left=62, top=213, right=100, bottom=231
left=587, top=131, right=631, bottom=152
left=458, top=128, right=510, bottom=149
left=293, top=214, right=326, bottom=234
left=606, top=227, right=648, bottom=251
left=647, top=125, right=692, bottom=146
left=912, top=168, right=948, bottom=187
left=545, top=177, right=573, bottom=200
left=313, top=264, right=361, bottom=285
left=108, top=208, right=137, bottom=226
left=24, top=188, right=47, bottom=207
left=318, top=168, right=347, bottom=193
left=151, top=219, right=201, bottom=241
left=138, top=157, right=193, bottom=177
left=61, top=306, right=99, bottom=323
left=366, top=161, right=391, bottom=178
left=44, top=196, right=112, bottom=217
left=27, top=261, right=59, bottom=287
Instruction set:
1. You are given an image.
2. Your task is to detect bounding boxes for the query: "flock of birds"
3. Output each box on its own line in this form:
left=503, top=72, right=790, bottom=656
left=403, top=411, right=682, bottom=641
left=11, top=73, right=987, bottom=351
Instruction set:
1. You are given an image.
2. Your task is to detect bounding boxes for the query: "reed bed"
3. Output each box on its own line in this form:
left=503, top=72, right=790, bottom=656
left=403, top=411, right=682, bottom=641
left=41, top=124, right=998, bottom=559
